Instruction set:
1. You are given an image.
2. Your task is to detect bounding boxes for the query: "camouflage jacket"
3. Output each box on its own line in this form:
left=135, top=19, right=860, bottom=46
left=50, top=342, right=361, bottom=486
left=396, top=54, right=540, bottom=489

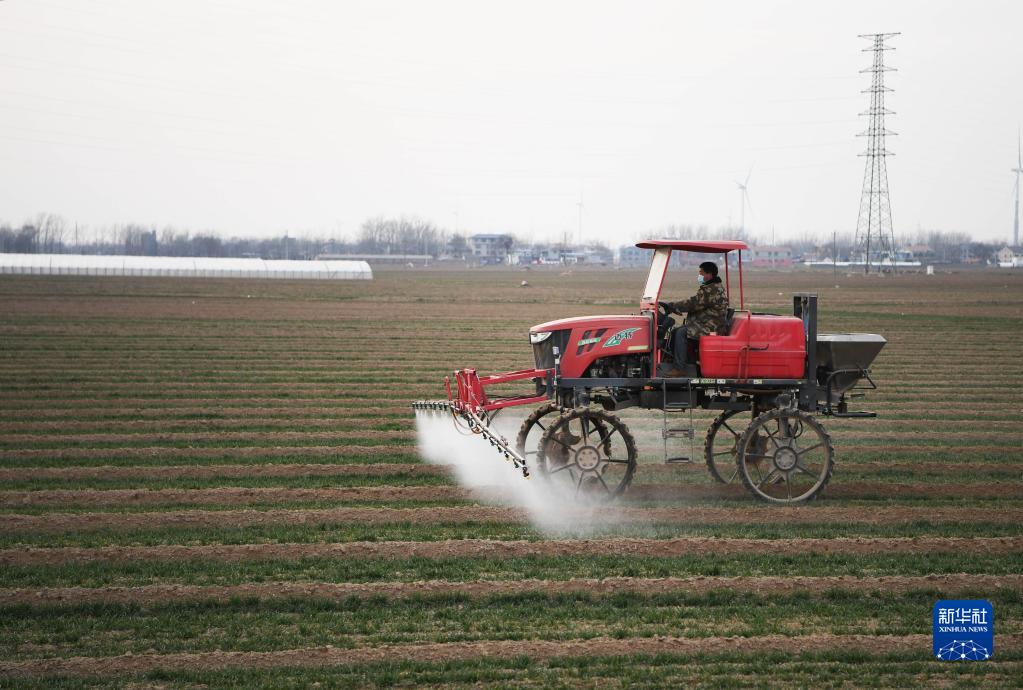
left=664, top=277, right=729, bottom=337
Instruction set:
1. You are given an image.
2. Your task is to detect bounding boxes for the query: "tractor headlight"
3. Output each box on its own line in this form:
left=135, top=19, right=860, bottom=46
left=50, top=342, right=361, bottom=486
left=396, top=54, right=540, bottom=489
left=529, top=331, right=552, bottom=344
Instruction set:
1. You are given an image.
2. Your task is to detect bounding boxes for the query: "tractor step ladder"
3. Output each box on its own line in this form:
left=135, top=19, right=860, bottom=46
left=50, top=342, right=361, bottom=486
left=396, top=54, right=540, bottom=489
left=661, top=382, right=696, bottom=464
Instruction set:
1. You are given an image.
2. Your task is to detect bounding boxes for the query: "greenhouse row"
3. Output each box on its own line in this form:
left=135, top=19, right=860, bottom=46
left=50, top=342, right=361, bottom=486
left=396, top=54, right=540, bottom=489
left=0, top=253, right=373, bottom=280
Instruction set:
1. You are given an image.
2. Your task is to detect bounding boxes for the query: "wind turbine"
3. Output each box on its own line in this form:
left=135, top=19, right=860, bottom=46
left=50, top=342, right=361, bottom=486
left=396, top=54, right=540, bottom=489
left=735, top=166, right=754, bottom=238
left=1013, top=129, right=1022, bottom=247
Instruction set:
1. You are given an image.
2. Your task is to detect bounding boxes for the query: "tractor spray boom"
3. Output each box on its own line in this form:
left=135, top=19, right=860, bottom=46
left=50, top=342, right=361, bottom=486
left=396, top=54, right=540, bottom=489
left=413, top=367, right=554, bottom=477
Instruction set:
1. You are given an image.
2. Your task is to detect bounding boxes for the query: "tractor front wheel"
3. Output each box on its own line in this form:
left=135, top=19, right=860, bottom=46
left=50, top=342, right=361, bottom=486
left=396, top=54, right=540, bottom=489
left=514, top=403, right=564, bottom=474
left=537, top=407, right=637, bottom=502
left=517, top=403, right=613, bottom=479
left=735, top=408, right=834, bottom=504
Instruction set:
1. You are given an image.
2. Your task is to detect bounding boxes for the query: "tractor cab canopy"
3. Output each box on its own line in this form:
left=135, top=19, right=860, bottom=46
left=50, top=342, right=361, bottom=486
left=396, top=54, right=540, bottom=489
left=635, top=240, right=749, bottom=253
left=637, top=240, right=749, bottom=311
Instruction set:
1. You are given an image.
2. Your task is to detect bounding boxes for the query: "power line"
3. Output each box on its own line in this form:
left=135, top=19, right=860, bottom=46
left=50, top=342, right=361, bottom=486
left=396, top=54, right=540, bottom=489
left=1013, top=127, right=1021, bottom=247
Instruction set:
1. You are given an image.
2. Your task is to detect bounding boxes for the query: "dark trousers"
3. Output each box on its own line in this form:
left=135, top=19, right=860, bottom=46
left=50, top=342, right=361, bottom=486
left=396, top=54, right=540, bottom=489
left=673, top=326, right=700, bottom=365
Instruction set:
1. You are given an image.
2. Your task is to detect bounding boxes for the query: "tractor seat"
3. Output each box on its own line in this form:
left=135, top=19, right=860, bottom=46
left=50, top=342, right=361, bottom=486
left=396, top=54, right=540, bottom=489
left=719, top=308, right=736, bottom=336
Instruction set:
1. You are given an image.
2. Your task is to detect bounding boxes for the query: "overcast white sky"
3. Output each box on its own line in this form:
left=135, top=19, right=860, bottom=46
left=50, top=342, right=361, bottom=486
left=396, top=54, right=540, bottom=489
left=1, top=0, right=1021, bottom=245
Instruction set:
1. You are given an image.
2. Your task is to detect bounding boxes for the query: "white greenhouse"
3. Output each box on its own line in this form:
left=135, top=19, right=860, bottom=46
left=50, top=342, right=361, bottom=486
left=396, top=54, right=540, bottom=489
left=0, top=254, right=373, bottom=280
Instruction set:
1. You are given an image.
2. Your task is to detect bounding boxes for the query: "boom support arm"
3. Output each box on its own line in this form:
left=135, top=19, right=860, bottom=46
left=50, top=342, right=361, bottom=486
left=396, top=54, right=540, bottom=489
left=447, top=367, right=553, bottom=414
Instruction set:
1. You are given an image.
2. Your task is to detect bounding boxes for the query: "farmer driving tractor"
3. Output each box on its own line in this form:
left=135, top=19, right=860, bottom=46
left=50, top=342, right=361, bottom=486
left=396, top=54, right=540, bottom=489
left=659, top=261, right=729, bottom=374
left=414, top=239, right=887, bottom=503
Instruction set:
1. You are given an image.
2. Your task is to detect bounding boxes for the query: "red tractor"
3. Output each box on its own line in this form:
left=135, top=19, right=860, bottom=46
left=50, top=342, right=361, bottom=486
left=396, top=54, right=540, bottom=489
left=413, top=240, right=885, bottom=504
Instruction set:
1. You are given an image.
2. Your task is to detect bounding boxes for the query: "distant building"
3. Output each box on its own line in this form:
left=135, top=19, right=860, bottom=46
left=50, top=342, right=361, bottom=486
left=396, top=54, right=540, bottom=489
left=617, top=245, right=652, bottom=268
left=905, top=244, right=933, bottom=259
left=468, top=234, right=514, bottom=265
left=537, top=247, right=564, bottom=264
left=997, top=246, right=1023, bottom=268
left=507, top=249, right=532, bottom=266
left=574, top=248, right=614, bottom=265
left=749, top=245, right=793, bottom=268
left=511, top=245, right=564, bottom=265
left=618, top=244, right=727, bottom=268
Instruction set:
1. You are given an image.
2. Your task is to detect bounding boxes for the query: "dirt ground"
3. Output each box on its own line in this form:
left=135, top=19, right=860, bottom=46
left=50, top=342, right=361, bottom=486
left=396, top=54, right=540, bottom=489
left=2, top=270, right=1021, bottom=682
left=4, top=505, right=1023, bottom=534
left=3, top=535, right=1019, bottom=567
left=4, top=573, right=1020, bottom=606
left=2, top=481, right=1018, bottom=508
left=3, top=633, right=1021, bottom=677
left=0, top=460, right=1016, bottom=482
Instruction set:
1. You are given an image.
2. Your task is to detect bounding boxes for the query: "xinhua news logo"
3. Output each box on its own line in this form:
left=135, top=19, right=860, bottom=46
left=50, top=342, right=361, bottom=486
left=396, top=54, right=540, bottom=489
left=933, top=600, right=994, bottom=661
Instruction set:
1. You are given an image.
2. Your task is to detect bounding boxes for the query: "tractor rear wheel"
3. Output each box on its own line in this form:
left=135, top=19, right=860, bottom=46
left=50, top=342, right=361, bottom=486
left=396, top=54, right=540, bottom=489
left=704, top=410, right=746, bottom=484
left=537, top=407, right=637, bottom=502
left=735, top=408, right=833, bottom=504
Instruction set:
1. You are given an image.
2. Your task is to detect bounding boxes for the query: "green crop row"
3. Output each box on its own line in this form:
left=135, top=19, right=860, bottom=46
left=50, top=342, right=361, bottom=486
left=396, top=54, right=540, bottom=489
left=1, top=590, right=1021, bottom=661
left=5, top=552, right=1023, bottom=590
left=7, top=649, right=1021, bottom=690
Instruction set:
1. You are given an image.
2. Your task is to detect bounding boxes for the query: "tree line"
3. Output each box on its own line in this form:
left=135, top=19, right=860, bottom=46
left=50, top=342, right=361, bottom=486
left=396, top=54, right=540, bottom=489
left=0, top=214, right=457, bottom=260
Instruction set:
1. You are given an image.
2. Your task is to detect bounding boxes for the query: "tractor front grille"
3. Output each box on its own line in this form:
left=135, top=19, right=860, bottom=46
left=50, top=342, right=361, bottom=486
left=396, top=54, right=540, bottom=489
left=532, top=330, right=570, bottom=370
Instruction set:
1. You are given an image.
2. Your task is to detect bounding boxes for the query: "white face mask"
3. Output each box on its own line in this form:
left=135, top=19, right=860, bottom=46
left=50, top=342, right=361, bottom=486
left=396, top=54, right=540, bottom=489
left=697, top=275, right=705, bottom=285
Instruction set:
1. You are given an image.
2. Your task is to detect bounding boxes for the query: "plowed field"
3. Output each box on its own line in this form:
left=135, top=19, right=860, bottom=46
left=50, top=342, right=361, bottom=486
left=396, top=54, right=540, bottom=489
left=1, top=268, right=1022, bottom=688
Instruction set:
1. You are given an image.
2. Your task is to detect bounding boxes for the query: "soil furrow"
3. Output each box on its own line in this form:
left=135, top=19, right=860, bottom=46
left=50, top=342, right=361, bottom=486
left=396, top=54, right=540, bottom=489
left=2, top=536, right=1019, bottom=567
left=0, top=418, right=407, bottom=433
left=0, top=463, right=447, bottom=482
left=3, top=573, right=1019, bottom=606
left=0, top=485, right=468, bottom=507
left=4, top=395, right=1014, bottom=411
left=1, top=384, right=1019, bottom=397
left=1, top=431, right=1018, bottom=450
left=0, top=445, right=410, bottom=461
left=0, top=400, right=1012, bottom=421
left=0, top=430, right=414, bottom=443
left=5, top=505, right=1023, bottom=534
left=2, top=634, right=1021, bottom=677
left=7, top=417, right=1023, bottom=433
left=3, top=481, right=1020, bottom=508
left=0, top=461, right=1016, bottom=483
left=0, top=444, right=1016, bottom=463
left=0, top=406, right=412, bottom=421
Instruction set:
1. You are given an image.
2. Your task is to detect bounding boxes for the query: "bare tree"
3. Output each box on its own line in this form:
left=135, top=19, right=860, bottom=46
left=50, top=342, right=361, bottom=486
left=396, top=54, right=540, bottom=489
left=32, top=213, right=66, bottom=253
left=121, top=224, right=150, bottom=255
left=358, top=216, right=446, bottom=256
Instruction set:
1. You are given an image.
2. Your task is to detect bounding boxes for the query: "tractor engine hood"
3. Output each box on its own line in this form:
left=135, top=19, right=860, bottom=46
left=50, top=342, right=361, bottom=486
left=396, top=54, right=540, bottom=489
left=529, top=315, right=652, bottom=378
left=530, top=314, right=647, bottom=334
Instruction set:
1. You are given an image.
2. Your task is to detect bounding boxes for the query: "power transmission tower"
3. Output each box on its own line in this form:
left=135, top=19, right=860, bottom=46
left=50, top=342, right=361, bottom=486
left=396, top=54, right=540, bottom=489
left=854, top=32, right=900, bottom=274
left=1013, top=128, right=1021, bottom=247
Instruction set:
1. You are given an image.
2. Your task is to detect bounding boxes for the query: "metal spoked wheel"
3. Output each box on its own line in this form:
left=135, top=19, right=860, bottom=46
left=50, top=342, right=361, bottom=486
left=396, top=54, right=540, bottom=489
left=517, top=403, right=613, bottom=478
left=704, top=410, right=747, bottom=484
left=537, top=407, right=638, bottom=502
left=514, top=402, right=565, bottom=473
left=735, top=408, right=834, bottom=504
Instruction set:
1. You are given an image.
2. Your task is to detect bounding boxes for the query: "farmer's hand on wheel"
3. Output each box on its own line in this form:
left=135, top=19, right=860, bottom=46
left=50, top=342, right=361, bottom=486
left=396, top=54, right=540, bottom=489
left=658, top=301, right=672, bottom=314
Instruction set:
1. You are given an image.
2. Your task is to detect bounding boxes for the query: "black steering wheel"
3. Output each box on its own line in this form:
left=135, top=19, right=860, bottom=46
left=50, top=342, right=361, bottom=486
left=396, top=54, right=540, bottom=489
left=656, top=303, right=675, bottom=340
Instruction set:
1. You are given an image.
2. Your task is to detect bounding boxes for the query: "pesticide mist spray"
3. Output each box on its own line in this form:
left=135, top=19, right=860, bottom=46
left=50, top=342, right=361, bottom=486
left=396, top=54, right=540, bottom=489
left=413, top=407, right=636, bottom=537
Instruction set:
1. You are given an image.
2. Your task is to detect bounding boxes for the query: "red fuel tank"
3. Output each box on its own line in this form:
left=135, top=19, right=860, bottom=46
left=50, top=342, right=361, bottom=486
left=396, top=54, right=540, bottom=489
left=699, top=313, right=806, bottom=379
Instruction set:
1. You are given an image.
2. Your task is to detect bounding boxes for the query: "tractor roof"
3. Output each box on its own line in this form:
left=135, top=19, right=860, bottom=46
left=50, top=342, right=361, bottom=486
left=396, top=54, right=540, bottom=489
left=636, top=240, right=749, bottom=253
